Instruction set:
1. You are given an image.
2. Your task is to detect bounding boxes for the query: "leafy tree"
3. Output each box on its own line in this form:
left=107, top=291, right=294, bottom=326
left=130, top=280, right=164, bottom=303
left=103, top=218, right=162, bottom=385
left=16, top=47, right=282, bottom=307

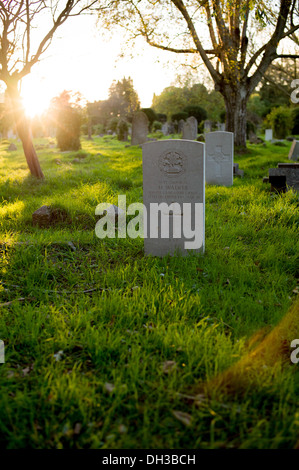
left=0, top=0, right=98, bottom=178
left=107, top=77, right=140, bottom=121
left=259, top=58, right=298, bottom=115
left=152, top=83, right=224, bottom=121
left=50, top=91, right=82, bottom=151
left=102, top=0, right=299, bottom=147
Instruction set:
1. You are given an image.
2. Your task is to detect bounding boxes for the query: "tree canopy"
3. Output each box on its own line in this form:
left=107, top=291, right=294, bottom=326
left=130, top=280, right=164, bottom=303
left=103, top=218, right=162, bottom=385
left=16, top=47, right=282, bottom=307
left=152, top=82, right=224, bottom=121
left=100, top=0, right=299, bottom=147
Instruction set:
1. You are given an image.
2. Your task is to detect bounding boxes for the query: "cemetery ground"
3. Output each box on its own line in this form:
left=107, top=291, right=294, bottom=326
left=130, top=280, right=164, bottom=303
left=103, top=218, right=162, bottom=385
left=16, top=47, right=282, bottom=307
left=0, top=135, right=298, bottom=449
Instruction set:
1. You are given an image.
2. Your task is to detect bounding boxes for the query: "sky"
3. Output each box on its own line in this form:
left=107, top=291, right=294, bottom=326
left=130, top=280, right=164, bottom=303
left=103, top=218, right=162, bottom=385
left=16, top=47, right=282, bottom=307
left=18, top=11, right=199, bottom=117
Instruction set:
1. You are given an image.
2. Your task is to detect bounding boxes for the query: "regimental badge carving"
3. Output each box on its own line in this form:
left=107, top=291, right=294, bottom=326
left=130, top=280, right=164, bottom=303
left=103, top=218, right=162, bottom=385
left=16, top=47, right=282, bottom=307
left=158, top=150, right=187, bottom=177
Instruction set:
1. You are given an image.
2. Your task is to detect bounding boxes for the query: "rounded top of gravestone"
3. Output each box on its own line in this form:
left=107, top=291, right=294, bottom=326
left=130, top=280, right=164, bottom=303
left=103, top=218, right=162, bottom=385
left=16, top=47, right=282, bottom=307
left=132, top=111, right=149, bottom=125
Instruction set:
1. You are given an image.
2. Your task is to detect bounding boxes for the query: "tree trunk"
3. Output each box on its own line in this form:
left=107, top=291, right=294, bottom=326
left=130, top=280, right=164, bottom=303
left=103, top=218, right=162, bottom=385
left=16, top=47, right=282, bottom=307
left=6, top=81, right=44, bottom=179
left=224, top=86, right=248, bottom=149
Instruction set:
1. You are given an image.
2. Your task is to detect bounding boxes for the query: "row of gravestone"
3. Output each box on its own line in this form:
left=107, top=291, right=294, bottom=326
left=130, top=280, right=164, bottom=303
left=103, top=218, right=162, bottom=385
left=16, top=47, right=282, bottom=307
left=142, top=132, right=234, bottom=257
left=131, top=111, right=226, bottom=145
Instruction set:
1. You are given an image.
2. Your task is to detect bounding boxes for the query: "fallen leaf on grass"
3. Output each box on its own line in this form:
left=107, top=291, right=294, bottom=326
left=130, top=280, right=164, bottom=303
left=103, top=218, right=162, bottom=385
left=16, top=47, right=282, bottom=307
left=22, top=363, right=34, bottom=376
left=172, top=410, right=192, bottom=427
left=162, top=361, right=177, bottom=374
left=104, top=382, right=115, bottom=393
left=53, top=350, right=64, bottom=361
left=74, top=422, right=82, bottom=435
left=118, top=424, right=128, bottom=434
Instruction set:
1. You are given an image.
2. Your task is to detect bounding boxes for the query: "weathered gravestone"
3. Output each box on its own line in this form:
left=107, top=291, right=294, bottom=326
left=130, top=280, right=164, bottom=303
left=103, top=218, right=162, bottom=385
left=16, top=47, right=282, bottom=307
left=289, top=140, right=299, bottom=161
left=131, top=111, right=149, bottom=145
left=233, top=163, right=244, bottom=178
left=168, top=122, right=175, bottom=135
left=204, top=120, right=212, bottom=133
left=265, top=129, right=273, bottom=141
left=142, top=140, right=205, bottom=256
left=205, top=131, right=234, bottom=186
left=182, top=116, right=198, bottom=140
left=161, top=123, right=168, bottom=136
left=178, top=119, right=185, bottom=133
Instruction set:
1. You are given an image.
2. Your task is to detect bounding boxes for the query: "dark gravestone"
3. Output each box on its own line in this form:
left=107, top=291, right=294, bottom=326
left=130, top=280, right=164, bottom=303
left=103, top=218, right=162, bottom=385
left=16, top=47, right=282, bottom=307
left=32, top=206, right=52, bottom=227
left=233, top=163, right=244, bottom=178
left=32, top=206, right=69, bottom=227
left=264, top=163, right=299, bottom=193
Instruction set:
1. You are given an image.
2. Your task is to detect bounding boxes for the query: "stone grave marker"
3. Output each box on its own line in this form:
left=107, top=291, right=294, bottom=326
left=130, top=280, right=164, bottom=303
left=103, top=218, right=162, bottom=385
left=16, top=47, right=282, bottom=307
left=142, top=140, right=205, bottom=256
left=263, top=163, right=299, bottom=192
left=182, top=116, right=198, bottom=140
left=205, top=131, right=234, bottom=186
left=178, top=119, right=185, bottom=133
left=204, top=120, right=212, bottom=133
left=131, top=111, right=149, bottom=145
left=161, top=123, right=168, bottom=136
left=265, top=129, right=273, bottom=141
left=289, top=140, right=299, bottom=161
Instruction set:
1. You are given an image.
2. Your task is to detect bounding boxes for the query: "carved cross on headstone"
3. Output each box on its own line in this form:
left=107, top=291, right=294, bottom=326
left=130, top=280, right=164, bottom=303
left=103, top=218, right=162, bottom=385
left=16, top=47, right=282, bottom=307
left=207, top=145, right=231, bottom=178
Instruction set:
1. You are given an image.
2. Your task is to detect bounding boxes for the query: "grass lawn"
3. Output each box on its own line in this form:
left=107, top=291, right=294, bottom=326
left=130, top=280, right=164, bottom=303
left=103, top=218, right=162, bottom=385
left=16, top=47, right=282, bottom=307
left=0, top=135, right=298, bottom=449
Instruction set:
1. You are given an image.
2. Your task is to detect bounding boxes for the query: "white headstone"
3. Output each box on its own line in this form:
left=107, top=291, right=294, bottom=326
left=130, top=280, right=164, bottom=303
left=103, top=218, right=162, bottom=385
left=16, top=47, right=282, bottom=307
left=289, top=140, right=299, bottom=161
left=205, top=131, right=234, bottom=187
left=142, top=140, right=205, bottom=256
left=265, top=129, right=273, bottom=141
left=182, top=116, right=198, bottom=140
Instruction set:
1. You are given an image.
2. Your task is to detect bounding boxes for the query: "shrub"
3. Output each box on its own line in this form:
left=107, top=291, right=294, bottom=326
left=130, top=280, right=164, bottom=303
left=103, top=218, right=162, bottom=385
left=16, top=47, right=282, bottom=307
left=183, top=105, right=207, bottom=123
left=152, top=121, right=162, bottom=132
left=266, top=106, right=294, bottom=139
left=117, top=119, right=129, bottom=141
left=106, top=117, right=119, bottom=133
left=56, top=106, right=81, bottom=151
left=171, top=112, right=188, bottom=122
left=156, top=113, right=167, bottom=123
left=93, top=124, right=104, bottom=135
